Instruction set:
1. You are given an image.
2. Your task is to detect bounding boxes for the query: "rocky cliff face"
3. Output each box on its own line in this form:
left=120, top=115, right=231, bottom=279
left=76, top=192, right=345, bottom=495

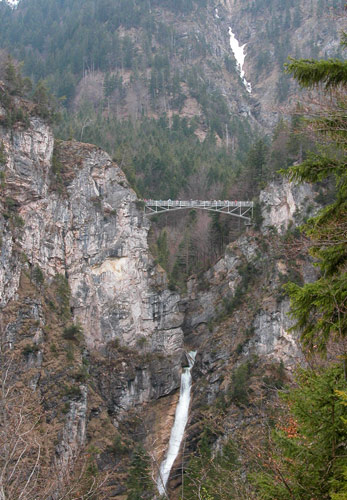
left=184, top=232, right=302, bottom=369
left=259, top=177, right=319, bottom=233
left=0, top=115, right=186, bottom=493
left=183, top=176, right=317, bottom=361
left=1, top=117, right=183, bottom=353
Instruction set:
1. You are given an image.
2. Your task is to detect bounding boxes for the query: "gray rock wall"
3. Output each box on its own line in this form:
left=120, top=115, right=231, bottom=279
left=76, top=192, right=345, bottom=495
left=0, top=119, right=183, bottom=354
left=183, top=178, right=318, bottom=385
left=260, top=178, right=318, bottom=234
left=0, top=118, right=185, bottom=474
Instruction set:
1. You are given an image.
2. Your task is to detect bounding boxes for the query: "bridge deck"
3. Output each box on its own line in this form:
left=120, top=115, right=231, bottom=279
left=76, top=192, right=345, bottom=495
left=145, top=200, right=253, bottom=207
left=142, top=200, right=253, bottom=222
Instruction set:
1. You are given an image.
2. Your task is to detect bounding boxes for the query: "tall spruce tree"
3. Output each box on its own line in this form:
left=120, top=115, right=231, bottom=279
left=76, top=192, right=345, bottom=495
left=126, top=446, right=155, bottom=500
left=283, top=36, right=347, bottom=354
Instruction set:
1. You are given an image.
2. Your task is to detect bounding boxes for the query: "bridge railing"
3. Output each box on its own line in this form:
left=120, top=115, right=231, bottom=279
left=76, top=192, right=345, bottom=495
left=144, top=200, right=253, bottom=208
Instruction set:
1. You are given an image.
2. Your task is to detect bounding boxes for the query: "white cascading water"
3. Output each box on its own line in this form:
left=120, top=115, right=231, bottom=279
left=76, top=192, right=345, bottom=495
left=157, top=351, right=197, bottom=497
left=228, top=27, right=252, bottom=93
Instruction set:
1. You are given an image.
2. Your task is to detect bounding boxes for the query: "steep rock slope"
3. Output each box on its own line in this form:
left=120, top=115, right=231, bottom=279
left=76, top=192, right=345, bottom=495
left=0, top=111, right=186, bottom=495
left=1, top=117, right=183, bottom=353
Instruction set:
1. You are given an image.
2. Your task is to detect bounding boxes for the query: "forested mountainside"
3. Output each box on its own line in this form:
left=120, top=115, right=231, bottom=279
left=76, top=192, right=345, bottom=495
left=0, top=0, right=344, bottom=125
left=1, top=0, right=344, bottom=285
left=0, top=1, right=346, bottom=499
left=0, top=0, right=344, bottom=198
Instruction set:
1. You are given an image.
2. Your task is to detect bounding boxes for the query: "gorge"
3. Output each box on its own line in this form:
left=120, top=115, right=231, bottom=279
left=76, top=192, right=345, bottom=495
left=0, top=108, right=321, bottom=498
left=0, top=1, right=346, bottom=499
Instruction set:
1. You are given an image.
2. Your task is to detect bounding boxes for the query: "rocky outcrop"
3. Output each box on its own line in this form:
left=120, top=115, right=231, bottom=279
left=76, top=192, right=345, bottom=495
left=1, top=119, right=183, bottom=354
left=243, top=299, right=299, bottom=367
left=92, top=349, right=182, bottom=420
left=183, top=232, right=301, bottom=367
left=183, top=179, right=317, bottom=362
left=56, top=384, right=88, bottom=468
left=260, top=178, right=318, bottom=234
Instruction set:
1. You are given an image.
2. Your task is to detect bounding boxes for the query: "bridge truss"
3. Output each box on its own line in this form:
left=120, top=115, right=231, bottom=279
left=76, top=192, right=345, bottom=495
left=143, top=200, right=253, bottom=223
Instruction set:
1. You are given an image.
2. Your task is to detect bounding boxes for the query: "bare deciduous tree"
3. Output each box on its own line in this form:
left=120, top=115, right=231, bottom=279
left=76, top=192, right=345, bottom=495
left=0, top=321, right=107, bottom=500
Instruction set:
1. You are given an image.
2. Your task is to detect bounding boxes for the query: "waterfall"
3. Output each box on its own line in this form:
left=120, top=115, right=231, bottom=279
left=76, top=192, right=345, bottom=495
left=228, top=27, right=252, bottom=93
left=157, top=351, right=197, bottom=497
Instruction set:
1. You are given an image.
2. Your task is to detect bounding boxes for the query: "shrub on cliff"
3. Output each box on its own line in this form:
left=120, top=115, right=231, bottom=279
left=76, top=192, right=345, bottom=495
left=63, top=323, right=83, bottom=342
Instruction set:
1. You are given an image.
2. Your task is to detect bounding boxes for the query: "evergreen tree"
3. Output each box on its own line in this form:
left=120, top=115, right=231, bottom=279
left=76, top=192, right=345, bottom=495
left=33, top=80, right=56, bottom=120
left=4, top=56, right=32, bottom=96
left=246, top=138, right=269, bottom=195
left=252, top=364, right=347, bottom=500
left=126, top=446, right=155, bottom=500
left=285, top=56, right=347, bottom=88
left=283, top=36, right=347, bottom=353
left=4, top=56, right=17, bottom=92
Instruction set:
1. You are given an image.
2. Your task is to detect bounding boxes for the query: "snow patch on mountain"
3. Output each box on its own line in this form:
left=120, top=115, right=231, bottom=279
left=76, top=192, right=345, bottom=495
left=228, top=27, right=252, bottom=93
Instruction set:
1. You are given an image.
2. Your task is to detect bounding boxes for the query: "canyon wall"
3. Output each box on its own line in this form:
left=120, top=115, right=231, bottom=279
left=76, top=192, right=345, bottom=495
left=0, top=116, right=186, bottom=495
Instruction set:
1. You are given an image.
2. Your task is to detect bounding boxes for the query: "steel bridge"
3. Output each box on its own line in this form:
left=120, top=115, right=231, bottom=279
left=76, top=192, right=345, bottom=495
left=143, top=200, right=253, bottom=223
